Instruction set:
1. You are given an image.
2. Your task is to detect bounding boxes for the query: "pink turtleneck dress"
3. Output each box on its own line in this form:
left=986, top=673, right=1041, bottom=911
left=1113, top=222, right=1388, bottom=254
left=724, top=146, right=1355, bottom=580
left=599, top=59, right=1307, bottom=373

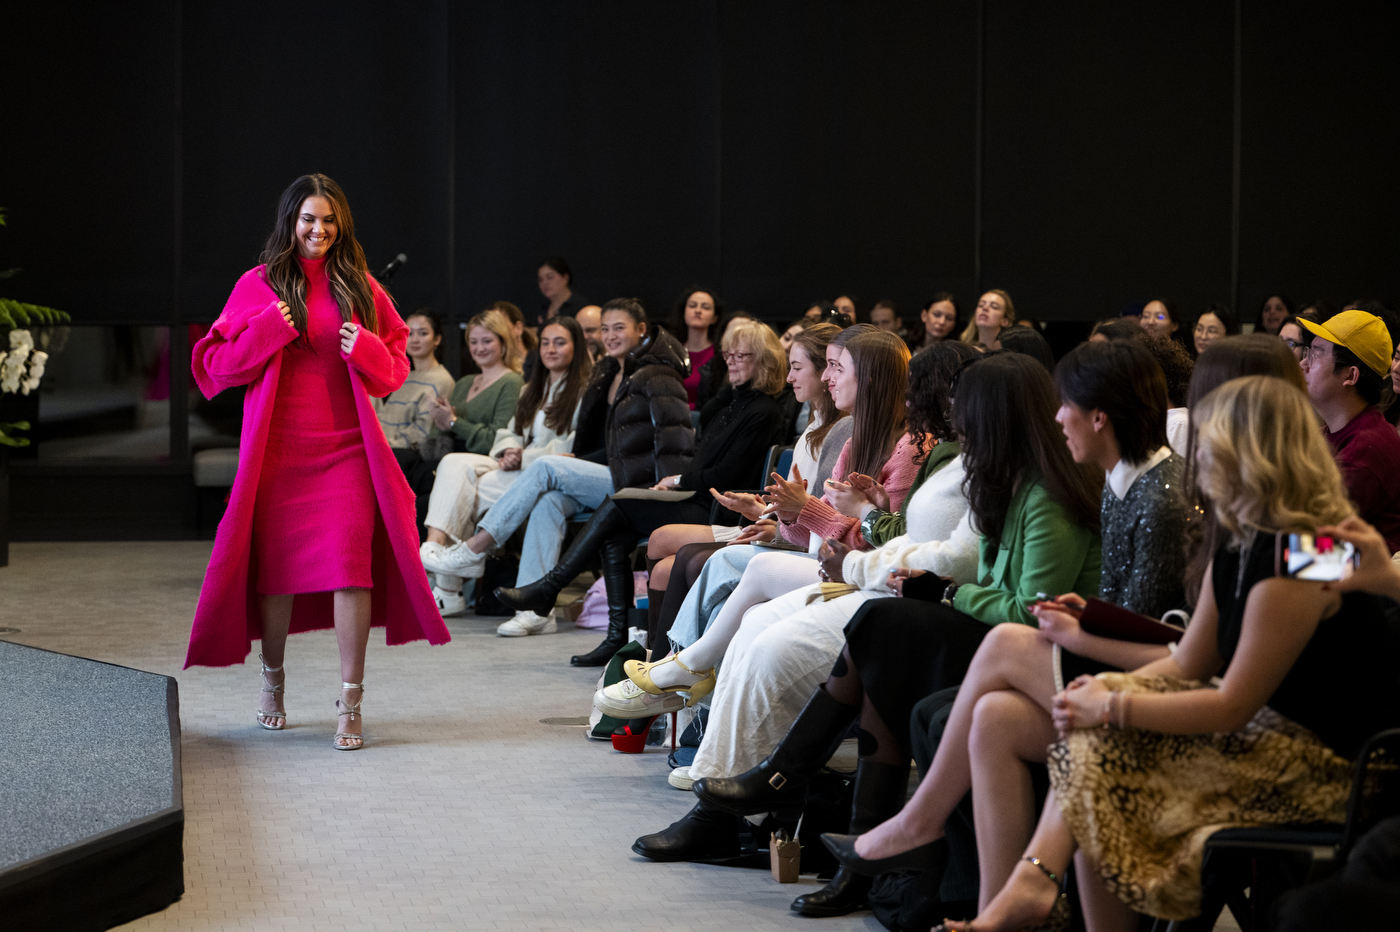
left=252, top=255, right=376, bottom=594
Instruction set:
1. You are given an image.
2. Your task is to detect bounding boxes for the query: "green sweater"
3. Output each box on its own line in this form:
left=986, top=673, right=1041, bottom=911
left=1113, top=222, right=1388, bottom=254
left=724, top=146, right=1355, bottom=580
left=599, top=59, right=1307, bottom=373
left=443, top=372, right=524, bottom=455
left=953, top=477, right=1102, bottom=626
left=864, top=441, right=962, bottom=546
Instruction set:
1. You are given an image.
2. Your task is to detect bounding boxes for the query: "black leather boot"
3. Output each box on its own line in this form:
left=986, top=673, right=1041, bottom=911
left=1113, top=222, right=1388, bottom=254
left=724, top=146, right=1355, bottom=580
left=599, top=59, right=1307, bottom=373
left=631, top=800, right=743, bottom=862
left=569, top=534, right=635, bottom=666
left=495, top=499, right=626, bottom=617
left=792, top=759, right=912, bottom=917
left=693, top=686, right=858, bottom=815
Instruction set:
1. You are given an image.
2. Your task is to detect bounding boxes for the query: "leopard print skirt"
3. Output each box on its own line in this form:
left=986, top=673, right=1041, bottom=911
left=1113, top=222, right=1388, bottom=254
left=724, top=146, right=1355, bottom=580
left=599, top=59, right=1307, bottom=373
left=1048, top=673, right=1352, bottom=920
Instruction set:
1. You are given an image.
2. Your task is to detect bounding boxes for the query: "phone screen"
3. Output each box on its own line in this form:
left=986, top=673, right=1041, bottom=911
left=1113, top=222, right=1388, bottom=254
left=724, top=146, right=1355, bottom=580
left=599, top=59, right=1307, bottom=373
left=1285, top=533, right=1357, bottom=581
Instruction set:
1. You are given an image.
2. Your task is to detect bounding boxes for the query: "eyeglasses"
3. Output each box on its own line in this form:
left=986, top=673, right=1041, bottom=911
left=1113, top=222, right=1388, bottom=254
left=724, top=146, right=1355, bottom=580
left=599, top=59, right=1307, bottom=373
left=1305, top=342, right=1330, bottom=363
left=1281, top=338, right=1303, bottom=351
left=722, top=351, right=754, bottom=363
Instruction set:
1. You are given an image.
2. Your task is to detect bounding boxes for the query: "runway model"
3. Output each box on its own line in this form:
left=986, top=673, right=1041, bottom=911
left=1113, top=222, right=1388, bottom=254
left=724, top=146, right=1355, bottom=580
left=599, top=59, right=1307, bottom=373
left=185, top=173, right=449, bottom=749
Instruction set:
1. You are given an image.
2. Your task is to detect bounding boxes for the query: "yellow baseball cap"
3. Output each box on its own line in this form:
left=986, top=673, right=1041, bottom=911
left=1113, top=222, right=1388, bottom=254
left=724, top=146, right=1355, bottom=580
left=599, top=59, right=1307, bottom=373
left=1298, top=310, right=1393, bottom=377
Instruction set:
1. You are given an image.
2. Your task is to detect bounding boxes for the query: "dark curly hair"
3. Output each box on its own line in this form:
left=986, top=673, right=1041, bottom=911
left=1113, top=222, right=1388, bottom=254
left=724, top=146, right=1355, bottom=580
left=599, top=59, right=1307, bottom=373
left=907, top=340, right=979, bottom=460
left=1140, top=333, right=1194, bottom=409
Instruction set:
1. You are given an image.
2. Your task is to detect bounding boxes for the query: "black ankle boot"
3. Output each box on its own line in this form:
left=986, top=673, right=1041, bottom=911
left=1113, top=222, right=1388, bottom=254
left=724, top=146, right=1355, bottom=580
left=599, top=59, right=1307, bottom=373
left=693, top=687, right=858, bottom=815
left=792, top=759, right=912, bottom=916
left=570, top=535, right=634, bottom=667
left=631, top=800, right=743, bottom=862
left=496, top=499, right=625, bottom=617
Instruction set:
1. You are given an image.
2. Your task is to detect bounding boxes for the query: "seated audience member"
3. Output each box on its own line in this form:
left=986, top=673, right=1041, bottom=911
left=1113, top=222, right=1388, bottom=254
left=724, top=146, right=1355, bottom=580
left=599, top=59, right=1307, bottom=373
left=998, top=325, right=1056, bottom=372
left=574, top=304, right=604, bottom=362
left=870, top=299, right=904, bottom=337
left=671, top=287, right=723, bottom=410
left=639, top=322, right=844, bottom=642
left=1139, top=297, right=1185, bottom=347
left=649, top=327, right=878, bottom=664
left=419, top=318, right=592, bottom=621
left=428, top=309, right=524, bottom=458
left=424, top=299, right=694, bottom=628
left=1298, top=309, right=1400, bottom=552
left=1089, top=318, right=1142, bottom=342
left=916, top=375, right=1400, bottom=932
left=606, top=337, right=967, bottom=724
left=532, top=256, right=588, bottom=331
left=1141, top=333, right=1194, bottom=456
left=1257, top=292, right=1294, bottom=336
left=633, top=353, right=1102, bottom=866
left=909, top=292, right=960, bottom=353
left=834, top=294, right=859, bottom=322
left=778, top=317, right=810, bottom=355
left=373, top=310, right=455, bottom=472
left=494, top=319, right=788, bottom=665
left=803, top=300, right=833, bottom=323
left=492, top=299, right=537, bottom=364
left=1191, top=303, right=1240, bottom=357
left=961, top=290, right=1016, bottom=351
left=1278, top=313, right=1308, bottom=364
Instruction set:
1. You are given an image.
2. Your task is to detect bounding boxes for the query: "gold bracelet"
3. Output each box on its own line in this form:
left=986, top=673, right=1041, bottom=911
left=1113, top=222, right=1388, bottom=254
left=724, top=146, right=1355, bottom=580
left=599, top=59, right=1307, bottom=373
left=1101, top=691, right=1115, bottom=727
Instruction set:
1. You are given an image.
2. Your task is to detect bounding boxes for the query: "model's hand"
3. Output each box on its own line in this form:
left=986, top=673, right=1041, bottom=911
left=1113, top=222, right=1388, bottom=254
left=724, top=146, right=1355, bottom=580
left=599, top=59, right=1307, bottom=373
left=731, top=518, right=776, bottom=545
left=709, top=488, right=769, bottom=522
left=340, top=321, right=360, bottom=355
left=1318, top=516, right=1400, bottom=600
left=818, top=538, right=851, bottom=583
left=278, top=301, right=295, bottom=329
left=886, top=567, right=927, bottom=597
left=846, top=472, right=891, bottom=512
left=765, top=465, right=810, bottom=523
left=429, top=396, right=456, bottom=431
left=1052, top=674, right=1110, bottom=736
left=497, top=448, right=523, bottom=471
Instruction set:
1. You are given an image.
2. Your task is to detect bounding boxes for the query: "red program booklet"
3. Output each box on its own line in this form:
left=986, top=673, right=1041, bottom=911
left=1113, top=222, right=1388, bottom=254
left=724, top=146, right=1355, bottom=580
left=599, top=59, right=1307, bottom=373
left=1077, top=597, right=1184, bottom=644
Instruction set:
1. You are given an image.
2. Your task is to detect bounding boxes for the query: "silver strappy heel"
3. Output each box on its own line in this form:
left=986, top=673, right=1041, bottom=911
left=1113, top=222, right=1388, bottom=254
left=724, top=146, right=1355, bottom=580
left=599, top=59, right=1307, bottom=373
left=256, top=653, right=286, bottom=730
left=334, top=682, right=365, bottom=750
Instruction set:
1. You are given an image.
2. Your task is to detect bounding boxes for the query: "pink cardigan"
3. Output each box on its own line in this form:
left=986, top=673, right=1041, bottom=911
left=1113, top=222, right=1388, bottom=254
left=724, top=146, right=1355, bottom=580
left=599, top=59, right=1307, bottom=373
left=184, top=265, right=449, bottom=668
left=779, top=433, right=922, bottom=550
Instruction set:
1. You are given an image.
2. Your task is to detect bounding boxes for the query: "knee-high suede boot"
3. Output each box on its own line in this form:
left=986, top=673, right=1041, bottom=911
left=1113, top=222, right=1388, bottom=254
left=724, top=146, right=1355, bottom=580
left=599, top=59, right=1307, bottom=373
left=569, top=534, right=638, bottom=666
left=494, top=499, right=626, bottom=617
left=693, top=686, right=858, bottom=815
left=791, top=759, right=911, bottom=917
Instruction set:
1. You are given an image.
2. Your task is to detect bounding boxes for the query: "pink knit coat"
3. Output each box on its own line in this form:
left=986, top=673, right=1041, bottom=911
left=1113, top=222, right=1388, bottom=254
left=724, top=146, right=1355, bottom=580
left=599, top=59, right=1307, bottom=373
left=184, top=265, right=449, bottom=668
left=779, top=433, right=922, bottom=550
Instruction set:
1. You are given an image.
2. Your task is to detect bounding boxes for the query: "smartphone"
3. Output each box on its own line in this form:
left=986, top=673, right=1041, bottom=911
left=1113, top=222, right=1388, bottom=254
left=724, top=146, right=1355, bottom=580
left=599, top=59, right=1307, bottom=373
left=1285, top=533, right=1357, bottom=581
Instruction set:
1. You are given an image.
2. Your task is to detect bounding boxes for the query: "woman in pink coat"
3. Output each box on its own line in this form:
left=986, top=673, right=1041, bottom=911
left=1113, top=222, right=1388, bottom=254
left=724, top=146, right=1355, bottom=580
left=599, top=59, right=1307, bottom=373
left=187, top=174, right=449, bottom=750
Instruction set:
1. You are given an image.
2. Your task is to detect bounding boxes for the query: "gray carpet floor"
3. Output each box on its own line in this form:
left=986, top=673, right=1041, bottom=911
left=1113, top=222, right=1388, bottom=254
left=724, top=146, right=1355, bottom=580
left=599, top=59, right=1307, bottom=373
left=0, top=542, right=883, bottom=931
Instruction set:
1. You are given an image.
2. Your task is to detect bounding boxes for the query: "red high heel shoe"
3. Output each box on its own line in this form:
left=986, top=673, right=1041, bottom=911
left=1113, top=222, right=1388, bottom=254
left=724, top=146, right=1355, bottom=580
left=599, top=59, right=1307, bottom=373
left=611, top=710, right=680, bottom=753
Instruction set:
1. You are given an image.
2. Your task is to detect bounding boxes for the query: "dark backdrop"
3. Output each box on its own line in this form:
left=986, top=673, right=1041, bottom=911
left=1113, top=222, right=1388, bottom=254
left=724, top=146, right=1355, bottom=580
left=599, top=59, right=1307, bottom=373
left=5, top=0, right=1397, bottom=340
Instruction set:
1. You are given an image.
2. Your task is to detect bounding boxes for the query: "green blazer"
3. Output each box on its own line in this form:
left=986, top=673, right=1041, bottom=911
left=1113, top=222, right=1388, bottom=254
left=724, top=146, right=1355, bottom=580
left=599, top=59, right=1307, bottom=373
left=953, top=476, right=1102, bottom=626
left=443, top=372, right=524, bottom=455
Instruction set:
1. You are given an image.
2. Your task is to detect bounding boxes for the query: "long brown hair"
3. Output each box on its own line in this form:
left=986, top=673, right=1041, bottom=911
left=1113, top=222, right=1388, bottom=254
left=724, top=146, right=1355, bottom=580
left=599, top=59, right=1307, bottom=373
left=953, top=353, right=1103, bottom=542
left=261, top=174, right=378, bottom=341
left=791, top=322, right=843, bottom=457
left=515, top=316, right=593, bottom=437
left=959, top=288, right=1016, bottom=344
left=844, top=331, right=911, bottom=478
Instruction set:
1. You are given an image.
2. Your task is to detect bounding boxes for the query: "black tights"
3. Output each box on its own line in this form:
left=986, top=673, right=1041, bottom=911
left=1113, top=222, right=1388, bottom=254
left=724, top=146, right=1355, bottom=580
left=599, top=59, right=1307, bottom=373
left=823, top=643, right=907, bottom=767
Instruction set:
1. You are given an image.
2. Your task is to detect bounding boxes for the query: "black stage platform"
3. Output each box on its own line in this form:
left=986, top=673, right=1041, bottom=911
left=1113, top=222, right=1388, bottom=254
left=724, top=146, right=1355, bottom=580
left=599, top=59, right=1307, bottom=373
left=0, top=640, right=183, bottom=931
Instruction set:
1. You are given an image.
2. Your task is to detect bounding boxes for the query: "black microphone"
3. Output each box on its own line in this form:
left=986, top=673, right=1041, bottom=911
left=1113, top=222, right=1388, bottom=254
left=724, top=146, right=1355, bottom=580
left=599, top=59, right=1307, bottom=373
left=378, top=253, right=408, bottom=281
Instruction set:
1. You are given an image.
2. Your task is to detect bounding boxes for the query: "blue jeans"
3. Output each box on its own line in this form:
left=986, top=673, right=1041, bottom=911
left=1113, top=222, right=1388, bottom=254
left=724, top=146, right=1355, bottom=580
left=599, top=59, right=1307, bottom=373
left=668, top=544, right=758, bottom=650
left=477, top=455, right=614, bottom=587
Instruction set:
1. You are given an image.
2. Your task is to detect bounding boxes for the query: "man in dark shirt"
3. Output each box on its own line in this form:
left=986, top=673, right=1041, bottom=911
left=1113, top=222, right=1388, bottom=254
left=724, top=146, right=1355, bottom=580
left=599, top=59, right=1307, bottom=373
left=1299, top=310, right=1400, bottom=552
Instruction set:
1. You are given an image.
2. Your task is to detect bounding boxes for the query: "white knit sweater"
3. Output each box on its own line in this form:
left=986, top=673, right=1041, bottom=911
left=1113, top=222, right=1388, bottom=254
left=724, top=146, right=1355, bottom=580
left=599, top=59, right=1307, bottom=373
left=487, top=377, right=581, bottom=468
left=840, top=454, right=979, bottom=590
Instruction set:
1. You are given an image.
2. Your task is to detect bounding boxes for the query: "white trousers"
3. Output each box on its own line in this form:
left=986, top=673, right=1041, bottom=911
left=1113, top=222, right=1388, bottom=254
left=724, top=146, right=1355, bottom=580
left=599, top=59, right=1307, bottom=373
left=678, top=550, right=822, bottom=670
left=424, top=453, right=519, bottom=541
left=687, top=583, right=879, bottom=780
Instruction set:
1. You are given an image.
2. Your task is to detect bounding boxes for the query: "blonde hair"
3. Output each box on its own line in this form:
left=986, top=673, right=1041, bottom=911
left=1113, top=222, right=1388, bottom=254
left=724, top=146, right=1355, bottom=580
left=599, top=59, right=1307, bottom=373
left=465, top=309, right=523, bottom=372
left=721, top=319, right=787, bottom=396
left=1193, top=375, right=1352, bottom=542
left=960, top=289, right=1016, bottom=345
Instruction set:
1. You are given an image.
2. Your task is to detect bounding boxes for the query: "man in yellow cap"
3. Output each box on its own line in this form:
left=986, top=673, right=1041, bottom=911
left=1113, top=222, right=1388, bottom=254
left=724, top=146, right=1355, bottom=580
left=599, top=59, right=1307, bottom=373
left=1299, top=309, right=1400, bottom=552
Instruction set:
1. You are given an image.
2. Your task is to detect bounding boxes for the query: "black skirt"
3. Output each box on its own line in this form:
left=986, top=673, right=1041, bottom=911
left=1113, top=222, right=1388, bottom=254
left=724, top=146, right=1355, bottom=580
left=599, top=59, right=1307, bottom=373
left=844, top=598, right=993, bottom=748
left=612, top=495, right=713, bottom=537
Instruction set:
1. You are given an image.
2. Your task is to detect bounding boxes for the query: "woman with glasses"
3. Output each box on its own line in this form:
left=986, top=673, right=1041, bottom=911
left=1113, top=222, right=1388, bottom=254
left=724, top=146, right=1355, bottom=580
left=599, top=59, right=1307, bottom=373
left=1278, top=315, right=1307, bottom=364
left=1192, top=304, right=1241, bottom=357
left=496, top=319, right=791, bottom=663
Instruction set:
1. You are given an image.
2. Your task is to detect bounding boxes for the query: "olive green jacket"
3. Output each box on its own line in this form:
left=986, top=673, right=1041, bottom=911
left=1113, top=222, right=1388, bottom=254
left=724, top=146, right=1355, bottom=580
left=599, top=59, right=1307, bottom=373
left=864, top=440, right=962, bottom=546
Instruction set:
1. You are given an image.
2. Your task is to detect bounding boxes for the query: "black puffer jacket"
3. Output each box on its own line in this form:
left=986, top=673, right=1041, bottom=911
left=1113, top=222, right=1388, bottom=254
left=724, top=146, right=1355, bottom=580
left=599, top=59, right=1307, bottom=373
left=589, top=329, right=695, bottom=489
left=680, top=382, right=787, bottom=491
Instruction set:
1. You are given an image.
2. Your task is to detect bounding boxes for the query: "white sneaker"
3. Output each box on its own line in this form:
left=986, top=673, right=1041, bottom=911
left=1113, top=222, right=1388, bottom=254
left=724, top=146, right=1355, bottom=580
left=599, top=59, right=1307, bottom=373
left=422, top=541, right=487, bottom=579
left=496, top=610, right=557, bottom=637
left=668, top=766, right=694, bottom=791
left=419, top=540, right=447, bottom=563
left=594, top=678, right=686, bottom=720
left=433, top=585, right=468, bottom=617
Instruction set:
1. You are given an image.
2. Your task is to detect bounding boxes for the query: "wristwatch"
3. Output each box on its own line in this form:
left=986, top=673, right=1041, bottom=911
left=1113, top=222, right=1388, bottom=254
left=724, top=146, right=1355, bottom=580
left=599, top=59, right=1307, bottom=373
left=941, top=581, right=960, bottom=608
